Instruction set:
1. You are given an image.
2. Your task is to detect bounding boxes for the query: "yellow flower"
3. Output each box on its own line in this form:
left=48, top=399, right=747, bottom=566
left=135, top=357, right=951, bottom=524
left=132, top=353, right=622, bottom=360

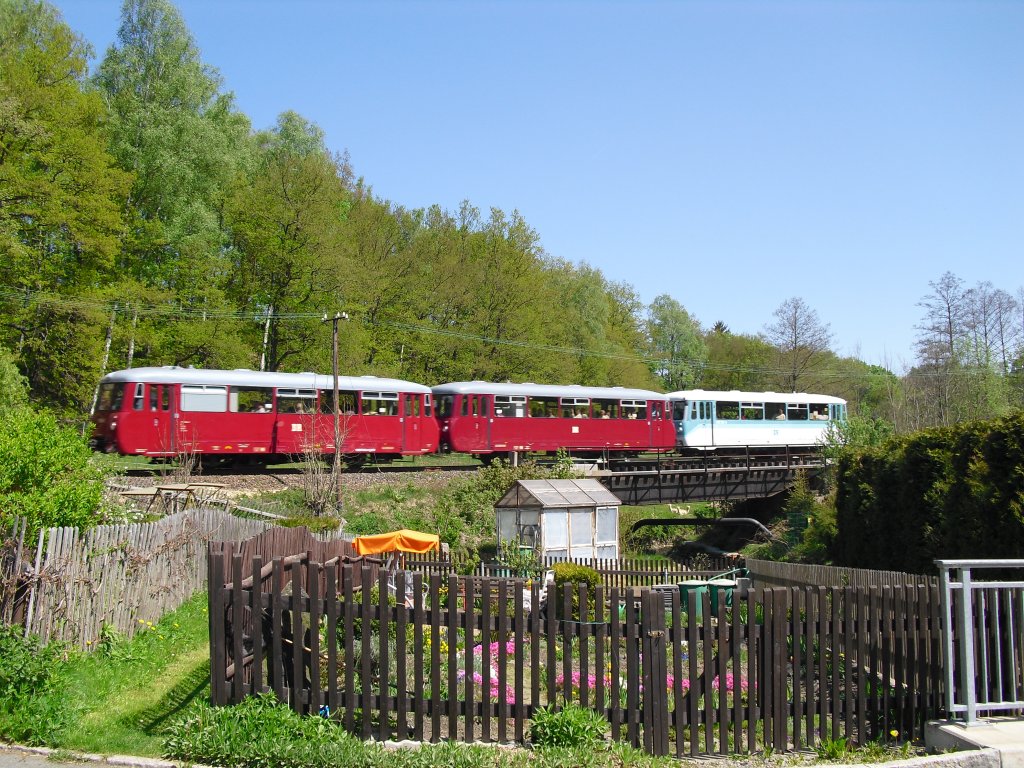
left=890, top=729, right=899, bottom=738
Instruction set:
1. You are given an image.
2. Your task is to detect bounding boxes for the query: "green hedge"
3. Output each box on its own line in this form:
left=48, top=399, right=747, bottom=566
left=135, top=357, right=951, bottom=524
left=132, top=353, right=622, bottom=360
left=835, top=412, right=1024, bottom=572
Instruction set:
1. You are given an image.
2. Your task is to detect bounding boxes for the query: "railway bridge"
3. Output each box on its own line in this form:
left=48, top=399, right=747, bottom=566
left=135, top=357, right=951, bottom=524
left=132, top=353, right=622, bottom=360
left=595, top=451, right=826, bottom=506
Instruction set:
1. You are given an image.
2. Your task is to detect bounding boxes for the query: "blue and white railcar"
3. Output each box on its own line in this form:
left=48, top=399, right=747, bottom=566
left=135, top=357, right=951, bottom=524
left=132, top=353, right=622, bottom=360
left=667, top=390, right=847, bottom=450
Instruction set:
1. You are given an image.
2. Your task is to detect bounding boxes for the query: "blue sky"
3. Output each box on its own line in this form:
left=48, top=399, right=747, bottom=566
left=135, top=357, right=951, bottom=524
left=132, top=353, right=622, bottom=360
left=56, top=0, right=1024, bottom=370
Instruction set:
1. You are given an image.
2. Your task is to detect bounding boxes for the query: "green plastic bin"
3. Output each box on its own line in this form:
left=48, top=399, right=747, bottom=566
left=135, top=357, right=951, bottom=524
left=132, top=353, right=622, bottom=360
left=678, top=580, right=709, bottom=618
left=707, top=579, right=736, bottom=613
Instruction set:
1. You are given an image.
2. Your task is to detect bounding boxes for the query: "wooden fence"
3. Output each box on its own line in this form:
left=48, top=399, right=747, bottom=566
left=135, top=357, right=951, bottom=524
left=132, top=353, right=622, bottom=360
left=210, top=554, right=946, bottom=757
left=0, top=510, right=347, bottom=648
left=746, top=558, right=939, bottom=590
left=404, top=553, right=743, bottom=588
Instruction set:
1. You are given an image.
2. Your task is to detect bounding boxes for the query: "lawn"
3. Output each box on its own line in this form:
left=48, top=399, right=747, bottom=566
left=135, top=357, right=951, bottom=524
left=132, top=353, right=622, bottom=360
left=57, top=592, right=210, bottom=756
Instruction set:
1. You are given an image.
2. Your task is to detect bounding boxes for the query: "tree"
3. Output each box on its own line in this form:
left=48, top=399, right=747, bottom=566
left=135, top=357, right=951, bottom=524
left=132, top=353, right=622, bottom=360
left=644, top=295, right=706, bottom=391
left=224, top=112, right=351, bottom=372
left=762, top=297, right=833, bottom=392
left=0, top=0, right=132, bottom=410
left=915, top=271, right=966, bottom=365
left=700, top=331, right=774, bottom=391
left=95, top=0, right=252, bottom=368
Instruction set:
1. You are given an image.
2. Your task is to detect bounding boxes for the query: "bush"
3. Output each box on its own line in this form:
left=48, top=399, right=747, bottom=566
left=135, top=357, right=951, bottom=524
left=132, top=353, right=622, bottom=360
left=0, top=407, right=105, bottom=536
left=550, top=562, right=601, bottom=619
left=835, top=412, right=1024, bottom=571
left=530, top=702, right=608, bottom=748
left=0, top=625, right=70, bottom=745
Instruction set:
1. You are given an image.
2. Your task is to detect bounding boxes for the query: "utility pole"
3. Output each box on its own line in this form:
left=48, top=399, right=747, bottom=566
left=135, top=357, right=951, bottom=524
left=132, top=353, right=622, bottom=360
left=323, top=312, right=349, bottom=514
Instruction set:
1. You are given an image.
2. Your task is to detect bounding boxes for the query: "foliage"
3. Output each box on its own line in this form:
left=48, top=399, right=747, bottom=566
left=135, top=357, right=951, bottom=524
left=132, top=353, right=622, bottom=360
left=835, top=411, right=1024, bottom=571
left=816, top=736, right=853, bottom=761
left=645, top=294, right=707, bottom=390
left=0, top=0, right=132, bottom=412
left=0, top=344, right=28, bottom=411
left=0, top=625, right=70, bottom=746
left=529, top=703, right=608, bottom=749
left=429, top=458, right=581, bottom=547
left=551, top=562, right=602, bottom=619
left=776, top=473, right=836, bottom=564
left=0, top=406, right=106, bottom=535
left=497, top=540, right=544, bottom=579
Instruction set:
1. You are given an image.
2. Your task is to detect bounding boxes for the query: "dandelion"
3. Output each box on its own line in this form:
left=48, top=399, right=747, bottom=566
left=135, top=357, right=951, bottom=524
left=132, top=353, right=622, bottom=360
left=890, top=729, right=899, bottom=739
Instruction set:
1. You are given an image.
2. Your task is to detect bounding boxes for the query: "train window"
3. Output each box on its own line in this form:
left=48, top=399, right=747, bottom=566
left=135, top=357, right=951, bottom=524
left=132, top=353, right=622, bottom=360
left=529, top=397, right=559, bottom=418
left=716, top=402, right=740, bottom=420
left=149, top=384, right=159, bottom=411
left=766, top=403, right=786, bottom=420
left=461, top=396, right=469, bottom=417
left=161, top=386, right=169, bottom=411
left=560, top=397, right=590, bottom=419
left=741, top=402, right=764, bottom=420
left=96, top=383, right=125, bottom=412
left=494, top=395, right=526, bottom=417
left=424, top=394, right=432, bottom=417
left=362, top=391, right=398, bottom=416
left=181, top=385, right=227, bottom=413
left=132, top=383, right=145, bottom=410
left=277, top=388, right=315, bottom=414
left=809, top=402, right=830, bottom=420
left=620, top=400, right=647, bottom=420
left=436, top=395, right=454, bottom=418
left=593, top=399, right=618, bottom=419
left=405, top=395, right=421, bottom=417
left=470, top=395, right=489, bottom=417
left=787, top=403, right=809, bottom=421
left=232, top=387, right=274, bottom=413
left=317, top=390, right=357, bottom=415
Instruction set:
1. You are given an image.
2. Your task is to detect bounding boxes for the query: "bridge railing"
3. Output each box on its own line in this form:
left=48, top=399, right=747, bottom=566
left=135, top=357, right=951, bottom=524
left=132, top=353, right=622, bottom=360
left=937, top=558, right=1024, bottom=724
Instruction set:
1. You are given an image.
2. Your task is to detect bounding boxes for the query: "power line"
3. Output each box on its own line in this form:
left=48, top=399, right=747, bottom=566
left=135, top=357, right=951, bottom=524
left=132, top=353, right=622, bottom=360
left=0, top=287, right=1010, bottom=382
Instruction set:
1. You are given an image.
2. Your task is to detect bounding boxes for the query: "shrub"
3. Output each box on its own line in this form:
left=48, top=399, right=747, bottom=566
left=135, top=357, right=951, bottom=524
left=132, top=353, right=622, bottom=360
left=0, top=407, right=105, bottom=536
left=551, top=562, right=601, bottom=619
left=530, top=702, right=608, bottom=748
left=0, top=625, right=70, bottom=745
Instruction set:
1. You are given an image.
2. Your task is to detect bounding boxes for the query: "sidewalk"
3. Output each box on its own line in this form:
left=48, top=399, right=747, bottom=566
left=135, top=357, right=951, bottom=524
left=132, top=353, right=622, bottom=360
left=927, top=718, right=1024, bottom=768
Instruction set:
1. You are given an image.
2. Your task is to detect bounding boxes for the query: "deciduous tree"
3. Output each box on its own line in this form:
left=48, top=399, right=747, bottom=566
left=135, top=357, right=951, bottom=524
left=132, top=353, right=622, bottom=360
left=763, top=297, right=833, bottom=392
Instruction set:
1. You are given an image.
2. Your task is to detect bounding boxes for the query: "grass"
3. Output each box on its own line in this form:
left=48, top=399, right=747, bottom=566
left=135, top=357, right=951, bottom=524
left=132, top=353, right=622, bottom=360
left=56, top=592, right=211, bottom=756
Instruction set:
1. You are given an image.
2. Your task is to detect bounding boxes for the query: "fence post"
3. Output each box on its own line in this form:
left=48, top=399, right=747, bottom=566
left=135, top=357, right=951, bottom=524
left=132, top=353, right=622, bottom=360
left=641, top=589, right=669, bottom=756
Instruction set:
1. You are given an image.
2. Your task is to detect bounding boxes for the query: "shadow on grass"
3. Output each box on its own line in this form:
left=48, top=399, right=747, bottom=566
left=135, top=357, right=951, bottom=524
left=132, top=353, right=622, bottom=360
left=128, top=657, right=211, bottom=735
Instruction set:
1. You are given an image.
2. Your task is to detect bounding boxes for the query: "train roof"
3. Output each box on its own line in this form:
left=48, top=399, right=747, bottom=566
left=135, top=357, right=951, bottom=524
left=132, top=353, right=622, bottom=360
left=431, top=381, right=667, bottom=401
left=100, top=367, right=433, bottom=393
left=665, top=389, right=847, bottom=405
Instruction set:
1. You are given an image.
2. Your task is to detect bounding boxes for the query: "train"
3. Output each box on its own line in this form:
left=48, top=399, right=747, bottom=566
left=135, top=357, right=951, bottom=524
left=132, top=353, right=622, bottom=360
left=89, top=367, right=846, bottom=464
left=667, top=389, right=847, bottom=451
left=90, top=367, right=438, bottom=464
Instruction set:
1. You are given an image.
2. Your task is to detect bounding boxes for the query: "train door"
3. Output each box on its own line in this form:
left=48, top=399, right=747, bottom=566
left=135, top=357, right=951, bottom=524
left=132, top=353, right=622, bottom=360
left=686, top=400, right=714, bottom=448
left=461, top=393, right=490, bottom=453
left=148, top=383, right=174, bottom=454
left=403, top=393, right=423, bottom=453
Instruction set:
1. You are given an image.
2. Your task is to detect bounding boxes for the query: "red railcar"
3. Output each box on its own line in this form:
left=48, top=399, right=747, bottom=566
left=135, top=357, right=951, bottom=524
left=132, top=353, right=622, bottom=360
left=90, top=367, right=438, bottom=463
left=432, top=381, right=674, bottom=460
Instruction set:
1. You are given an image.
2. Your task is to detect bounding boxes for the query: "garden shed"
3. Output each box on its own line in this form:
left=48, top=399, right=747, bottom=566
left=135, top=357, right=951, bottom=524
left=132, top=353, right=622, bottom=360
left=494, top=478, right=620, bottom=561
